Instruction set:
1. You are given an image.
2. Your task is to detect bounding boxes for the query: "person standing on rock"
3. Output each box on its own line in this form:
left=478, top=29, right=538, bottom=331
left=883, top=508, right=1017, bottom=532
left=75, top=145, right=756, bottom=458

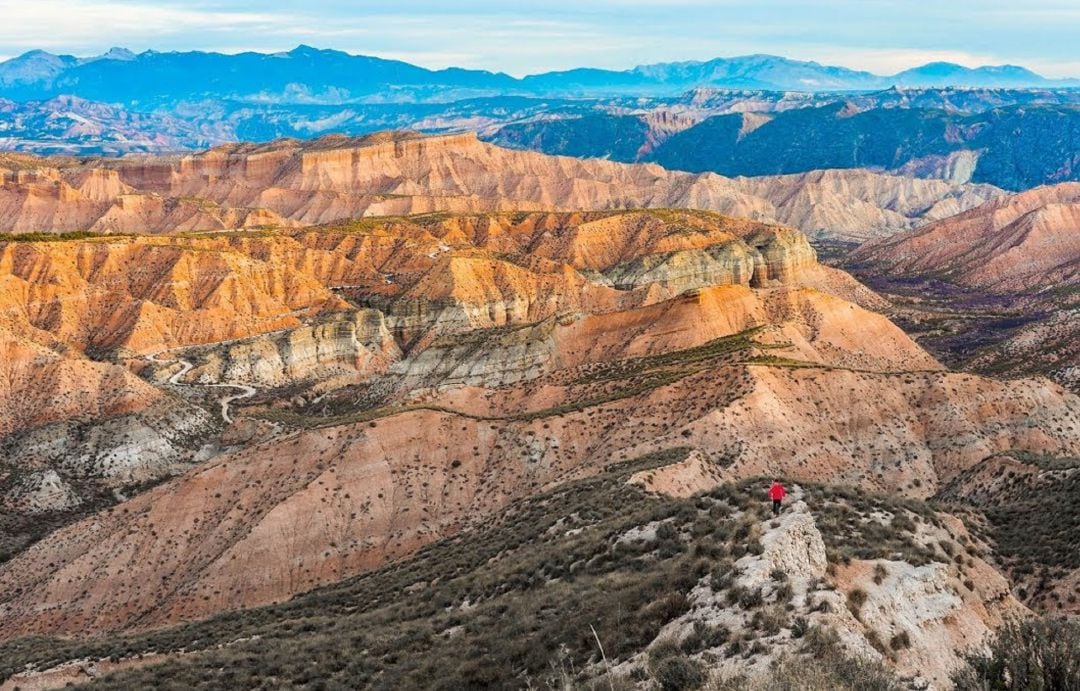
left=768, top=479, right=786, bottom=517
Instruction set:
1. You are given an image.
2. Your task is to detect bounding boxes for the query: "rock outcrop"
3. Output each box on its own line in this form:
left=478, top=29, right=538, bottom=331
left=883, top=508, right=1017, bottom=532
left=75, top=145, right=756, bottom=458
left=177, top=310, right=400, bottom=390
left=626, top=491, right=1024, bottom=689
left=828, top=514, right=1025, bottom=688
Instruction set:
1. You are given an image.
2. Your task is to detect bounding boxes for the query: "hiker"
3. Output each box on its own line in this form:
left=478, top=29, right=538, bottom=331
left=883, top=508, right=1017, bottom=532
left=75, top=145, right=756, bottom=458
left=768, top=479, right=786, bottom=516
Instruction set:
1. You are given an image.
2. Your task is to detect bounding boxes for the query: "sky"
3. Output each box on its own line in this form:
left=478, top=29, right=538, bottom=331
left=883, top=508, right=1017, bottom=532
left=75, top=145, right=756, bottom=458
left=1, top=0, right=1079, bottom=78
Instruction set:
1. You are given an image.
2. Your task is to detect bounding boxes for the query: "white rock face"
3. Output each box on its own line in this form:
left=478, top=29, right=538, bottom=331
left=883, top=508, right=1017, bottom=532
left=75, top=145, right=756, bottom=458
left=735, top=499, right=827, bottom=592
left=3, top=401, right=217, bottom=487
left=610, top=488, right=1026, bottom=691
left=184, top=310, right=400, bottom=389
left=860, top=561, right=962, bottom=634
left=390, top=319, right=557, bottom=390
left=836, top=516, right=1028, bottom=689
left=8, top=470, right=81, bottom=512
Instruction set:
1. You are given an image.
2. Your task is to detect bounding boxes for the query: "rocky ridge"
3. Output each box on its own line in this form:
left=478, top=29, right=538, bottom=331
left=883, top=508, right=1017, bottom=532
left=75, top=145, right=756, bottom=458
left=852, top=182, right=1080, bottom=292
left=0, top=132, right=1001, bottom=241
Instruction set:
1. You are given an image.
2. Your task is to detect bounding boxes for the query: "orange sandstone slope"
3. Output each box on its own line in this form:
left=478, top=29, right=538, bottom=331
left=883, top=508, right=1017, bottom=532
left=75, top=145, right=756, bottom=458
left=0, top=132, right=999, bottom=240
left=850, top=183, right=1080, bottom=391
left=0, top=210, right=859, bottom=357
left=0, top=328, right=161, bottom=438
left=852, top=182, right=1080, bottom=293
left=2, top=212, right=1079, bottom=640
left=0, top=236, right=350, bottom=355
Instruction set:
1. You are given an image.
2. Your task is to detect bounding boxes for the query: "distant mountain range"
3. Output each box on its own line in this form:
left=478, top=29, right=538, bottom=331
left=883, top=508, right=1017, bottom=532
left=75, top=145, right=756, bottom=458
left=1, top=46, right=1077, bottom=104
left=489, top=100, right=1080, bottom=191
left=2, top=46, right=1079, bottom=192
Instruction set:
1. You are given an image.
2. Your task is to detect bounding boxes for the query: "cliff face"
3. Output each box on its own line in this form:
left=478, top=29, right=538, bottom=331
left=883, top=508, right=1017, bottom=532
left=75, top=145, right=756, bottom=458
left=179, top=310, right=401, bottom=390
left=0, top=132, right=1001, bottom=241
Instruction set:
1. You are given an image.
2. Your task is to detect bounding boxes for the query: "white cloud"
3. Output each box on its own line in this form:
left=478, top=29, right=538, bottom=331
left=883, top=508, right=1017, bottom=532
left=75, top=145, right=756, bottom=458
left=0, top=0, right=290, bottom=52
left=0, top=0, right=1077, bottom=79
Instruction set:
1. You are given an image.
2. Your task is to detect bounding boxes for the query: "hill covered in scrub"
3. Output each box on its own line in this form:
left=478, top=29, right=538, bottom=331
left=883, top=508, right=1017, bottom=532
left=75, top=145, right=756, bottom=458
left=938, top=451, right=1080, bottom=615
left=0, top=455, right=1035, bottom=689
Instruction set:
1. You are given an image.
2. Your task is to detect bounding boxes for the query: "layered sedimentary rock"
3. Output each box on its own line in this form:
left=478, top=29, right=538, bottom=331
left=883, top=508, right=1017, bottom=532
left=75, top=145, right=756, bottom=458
left=0, top=132, right=1000, bottom=240
left=2, top=278, right=1078, bottom=640
left=852, top=182, right=1080, bottom=292
left=178, top=310, right=400, bottom=390
left=1, top=207, right=1077, bottom=658
left=850, top=183, right=1080, bottom=392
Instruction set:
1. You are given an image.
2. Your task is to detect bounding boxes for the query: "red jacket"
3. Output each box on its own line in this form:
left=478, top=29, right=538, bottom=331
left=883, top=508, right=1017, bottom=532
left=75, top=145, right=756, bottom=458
left=768, top=482, right=786, bottom=501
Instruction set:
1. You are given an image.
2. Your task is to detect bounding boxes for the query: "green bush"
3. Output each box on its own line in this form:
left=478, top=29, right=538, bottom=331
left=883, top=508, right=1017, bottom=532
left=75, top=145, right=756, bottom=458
left=952, top=617, right=1080, bottom=690
left=680, top=620, right=729, bottom=654
left=649, top=649, right=705, bottom=691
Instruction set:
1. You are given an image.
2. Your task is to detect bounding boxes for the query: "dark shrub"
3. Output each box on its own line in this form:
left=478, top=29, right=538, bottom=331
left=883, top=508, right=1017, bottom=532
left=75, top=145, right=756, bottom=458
left=952, top=617, right=1080, bottom=690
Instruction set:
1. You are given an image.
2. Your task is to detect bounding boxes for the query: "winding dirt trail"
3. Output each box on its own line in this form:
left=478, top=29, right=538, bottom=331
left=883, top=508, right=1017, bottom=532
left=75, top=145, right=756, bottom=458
left=202, top=382, right=257, bottom=424
left=146, top=351, right=256, bottom=424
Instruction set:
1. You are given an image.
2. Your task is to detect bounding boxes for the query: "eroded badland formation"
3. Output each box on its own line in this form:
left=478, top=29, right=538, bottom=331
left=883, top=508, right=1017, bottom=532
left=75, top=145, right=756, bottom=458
left=1, top=133, right=1078, bottom=689
left=0, top=132, right=1000, bottom=241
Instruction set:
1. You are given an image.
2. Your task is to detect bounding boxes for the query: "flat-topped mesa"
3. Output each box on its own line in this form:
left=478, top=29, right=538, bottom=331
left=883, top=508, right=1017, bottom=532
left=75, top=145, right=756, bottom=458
left=299, top=132, right=481, bottom=170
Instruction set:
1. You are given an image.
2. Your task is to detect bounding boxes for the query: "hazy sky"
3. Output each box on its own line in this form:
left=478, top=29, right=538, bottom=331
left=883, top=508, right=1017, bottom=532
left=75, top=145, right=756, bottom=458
left=2, top=0, right=1079, bottom=77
